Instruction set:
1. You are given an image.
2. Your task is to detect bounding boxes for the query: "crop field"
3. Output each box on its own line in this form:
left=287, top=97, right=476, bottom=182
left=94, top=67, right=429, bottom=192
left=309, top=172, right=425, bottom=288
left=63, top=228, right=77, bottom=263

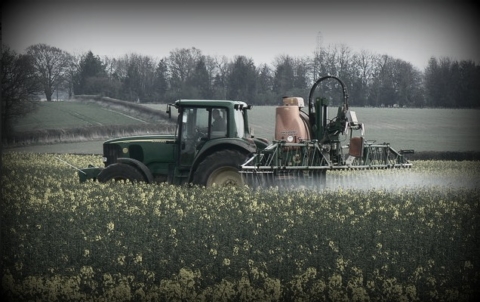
left=2, top=152, right=479, bottom=301
left=9, top=101, right=480, bottom=153
left=13, top=101, right=149, bottom=132
left=143, top=104, right=480, bottom=152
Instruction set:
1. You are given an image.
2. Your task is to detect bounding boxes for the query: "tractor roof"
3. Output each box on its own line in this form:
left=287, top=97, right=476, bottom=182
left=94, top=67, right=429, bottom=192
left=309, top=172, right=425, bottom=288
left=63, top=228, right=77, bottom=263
left=175, top=99, right=250, bottom=109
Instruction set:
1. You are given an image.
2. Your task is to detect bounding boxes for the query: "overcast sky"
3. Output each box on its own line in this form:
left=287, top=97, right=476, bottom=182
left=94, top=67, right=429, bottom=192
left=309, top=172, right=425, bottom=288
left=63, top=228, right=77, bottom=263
left=2, top=0, right=479, bottom=70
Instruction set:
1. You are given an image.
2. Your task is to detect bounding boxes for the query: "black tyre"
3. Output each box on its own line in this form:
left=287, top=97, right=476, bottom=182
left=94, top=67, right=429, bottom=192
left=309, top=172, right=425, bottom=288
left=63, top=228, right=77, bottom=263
left=192, top=149, right=247, bottom=187
left=97, top=163, right=145, bottom=183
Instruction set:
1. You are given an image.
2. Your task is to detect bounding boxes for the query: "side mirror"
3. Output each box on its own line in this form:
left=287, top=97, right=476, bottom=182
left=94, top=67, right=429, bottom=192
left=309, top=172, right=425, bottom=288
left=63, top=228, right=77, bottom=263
left=166, top=104, right=172, bottom=119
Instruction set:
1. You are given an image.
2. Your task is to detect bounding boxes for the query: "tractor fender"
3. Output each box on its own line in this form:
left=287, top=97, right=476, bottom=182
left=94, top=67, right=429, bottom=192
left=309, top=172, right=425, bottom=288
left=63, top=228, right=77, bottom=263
left=117, top=157, right=154, bottom=183
left=253, top=137, right=270, bottom=151
left=188, top=139, right=255, bottom=182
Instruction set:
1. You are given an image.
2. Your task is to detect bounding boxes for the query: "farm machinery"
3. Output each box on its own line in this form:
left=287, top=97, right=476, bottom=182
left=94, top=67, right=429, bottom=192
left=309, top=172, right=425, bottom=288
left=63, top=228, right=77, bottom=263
left=78, top=75, right=412, bottom=187
left=240, top=75, right=413, bottom=188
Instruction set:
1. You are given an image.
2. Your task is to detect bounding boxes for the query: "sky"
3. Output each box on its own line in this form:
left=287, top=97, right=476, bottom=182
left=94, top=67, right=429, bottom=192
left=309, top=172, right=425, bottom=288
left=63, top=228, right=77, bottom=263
left=2, top=0, right=479, bottom=70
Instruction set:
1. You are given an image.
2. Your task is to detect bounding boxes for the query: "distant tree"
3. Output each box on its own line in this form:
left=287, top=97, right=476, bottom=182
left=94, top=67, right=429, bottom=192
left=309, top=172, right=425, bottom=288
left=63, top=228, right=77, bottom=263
left=351, top=50, right=376, bottom=106
left=273, top=55, right=295, bottom=98
left=186, top=57, right=211, bottom=98
left=369, top=55, right=395, bottom=107
left=167, top=47, right=203, bottom=98
left=272, top=55, right=311, bottom=102
left=73, top=51, right=107, bottom=95
left=424, top=57, right=451, bottom=107
left=26, top=43, right=70, bottom=101
left=368, top=55, right=425, bottom=107
left=226, top=56, right=258, bottom=102
left=64, top=53, right=81, bottom=99
left=123, top=56, right=142, bottom=101
left=98, top=55, right=122, bottom=98
left=307, top=46, right=344, bottom=104
left=120, top=53, right=156, bottom=102
left=425, top=57, right=480, bottom=108
left=456, top=60, right=480, bottom=107
left=311, top=47, right=326, bottom=81
left=153, top=59, right=169, bottom=102
left=322, top=45, right=339, bottom=77
left=256, top=64, right=275, bottom=104
left=393, top=60, right=424, bottom=107
left=293, top=58, right=309, bottom=92
left=336, top=44, right=354, bottom=80
left=257, top=64, right=273, bottom=92
left=211, top=56, right=229, bottom=99
left=1, top=45, right=41, bottom=141
left=203, top=55, right=219, bottom=85
left=212, top=74, right=225, bottom=99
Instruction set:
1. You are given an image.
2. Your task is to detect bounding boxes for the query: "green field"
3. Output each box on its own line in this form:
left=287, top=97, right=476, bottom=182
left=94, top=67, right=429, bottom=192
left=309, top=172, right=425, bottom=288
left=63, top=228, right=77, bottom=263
left=9, top=101, right=480, bottom=153
left=144, top=104, right=480, bottom=152
left=14, top=101, right=149, bottom=132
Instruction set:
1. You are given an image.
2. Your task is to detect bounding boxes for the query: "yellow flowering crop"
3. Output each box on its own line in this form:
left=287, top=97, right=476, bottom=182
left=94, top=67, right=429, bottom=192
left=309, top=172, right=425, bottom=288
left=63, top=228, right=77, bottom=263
left=1, top=153, right=479, bottom=301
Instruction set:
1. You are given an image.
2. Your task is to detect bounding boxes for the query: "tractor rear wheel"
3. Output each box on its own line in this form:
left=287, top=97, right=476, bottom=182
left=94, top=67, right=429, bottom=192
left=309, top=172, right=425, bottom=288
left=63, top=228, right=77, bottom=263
left=192, top=150, right=247, bottom=187
left=97, top=163, right=145, bottom=183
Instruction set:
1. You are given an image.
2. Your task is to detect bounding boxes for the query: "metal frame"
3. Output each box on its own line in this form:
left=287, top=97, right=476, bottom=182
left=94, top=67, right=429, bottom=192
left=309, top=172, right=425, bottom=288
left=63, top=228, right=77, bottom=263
left=241, top=139, right=411, bottom=174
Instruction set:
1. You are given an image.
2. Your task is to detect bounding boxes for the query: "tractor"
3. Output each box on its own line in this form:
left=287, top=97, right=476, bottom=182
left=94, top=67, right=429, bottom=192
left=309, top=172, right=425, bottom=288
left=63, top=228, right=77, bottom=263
left=78, top=76, right=412, bottom=187
left=79, top=99, right=268, bottom=186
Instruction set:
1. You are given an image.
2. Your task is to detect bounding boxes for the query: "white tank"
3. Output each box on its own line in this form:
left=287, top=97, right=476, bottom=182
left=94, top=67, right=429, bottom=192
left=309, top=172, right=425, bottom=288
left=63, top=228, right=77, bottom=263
left=275, top=97, right=310, bottom=142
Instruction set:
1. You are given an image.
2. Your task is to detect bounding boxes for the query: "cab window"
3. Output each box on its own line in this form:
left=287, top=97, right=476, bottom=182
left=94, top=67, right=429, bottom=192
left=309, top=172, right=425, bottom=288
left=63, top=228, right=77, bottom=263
left=234, top=108, right=245, bottom=138
left=211, top=108, right=227, bottom=138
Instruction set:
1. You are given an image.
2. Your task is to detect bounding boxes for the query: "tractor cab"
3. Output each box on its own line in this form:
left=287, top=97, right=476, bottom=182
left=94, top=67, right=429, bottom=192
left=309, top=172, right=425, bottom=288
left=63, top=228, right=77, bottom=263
left=173, top=100, right=253, bottom=169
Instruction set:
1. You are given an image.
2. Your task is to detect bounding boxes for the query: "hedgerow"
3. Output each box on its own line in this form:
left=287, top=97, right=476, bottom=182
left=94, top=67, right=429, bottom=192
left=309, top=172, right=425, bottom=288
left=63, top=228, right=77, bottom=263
left=1, top=153, right=479, bottom=301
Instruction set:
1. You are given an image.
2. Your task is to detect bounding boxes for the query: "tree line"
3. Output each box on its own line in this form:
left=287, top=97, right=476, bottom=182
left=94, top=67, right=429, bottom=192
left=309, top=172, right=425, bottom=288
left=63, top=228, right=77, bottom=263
left=2, top=43, right=479, bottom=140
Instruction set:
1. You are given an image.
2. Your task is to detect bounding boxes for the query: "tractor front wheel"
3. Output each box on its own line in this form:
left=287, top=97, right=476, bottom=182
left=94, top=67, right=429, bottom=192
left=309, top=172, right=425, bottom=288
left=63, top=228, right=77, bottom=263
left=97, top=163, right=145, bottom=183
left=192, top=150, right=246, bottom=187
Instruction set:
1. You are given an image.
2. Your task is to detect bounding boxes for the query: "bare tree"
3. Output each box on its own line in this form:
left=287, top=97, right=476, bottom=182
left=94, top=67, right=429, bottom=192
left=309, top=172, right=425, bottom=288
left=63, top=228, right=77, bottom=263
left=272, top=55, right=295, bottom=97
left=393, top=59, right=424, bottom=107
left=293, top=57, right=310, bottom=91
left=1, top=45, right=41, bottom=141
left=211, top=55, right=230, bottom=99
left=337, top=44, right=354, bottom=81
left=351, top=50, right=376, bottom=106
left=203, top=55, right=218, bottom=83
left=64, top=52, right=81, bottom=99
left=26, top=44, right=70, bottom=101
left=256, top=63, right=275, bottom=105
left=121, top=53, right=156, bottom=102
left=226, top=55, right=258, bottom=102
left=167, top=47, right=203, bottom=95
left=323, top=44, right=338, bottom=77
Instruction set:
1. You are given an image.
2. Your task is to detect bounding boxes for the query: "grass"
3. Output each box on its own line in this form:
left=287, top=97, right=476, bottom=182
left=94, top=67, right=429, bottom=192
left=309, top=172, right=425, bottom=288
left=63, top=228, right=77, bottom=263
left=8, top=100, right=480, bottom=153
left=145, top=104, right=480, bottom=152
left=13, top=101, right=149, bottom=132
left=6, top=98, right=174, bottom=146
left=248, top=106, right=480, bottom=152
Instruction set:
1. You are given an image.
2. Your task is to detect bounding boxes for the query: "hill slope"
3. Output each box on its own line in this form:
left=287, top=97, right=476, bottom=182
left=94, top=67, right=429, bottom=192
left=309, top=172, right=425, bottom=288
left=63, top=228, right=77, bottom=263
left=6, top=96, right=174, bottom=146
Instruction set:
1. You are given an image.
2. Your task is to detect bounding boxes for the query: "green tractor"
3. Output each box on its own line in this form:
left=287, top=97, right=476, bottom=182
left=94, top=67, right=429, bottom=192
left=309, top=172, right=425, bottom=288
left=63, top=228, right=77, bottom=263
left=79, top=99, right=268, bottom=187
